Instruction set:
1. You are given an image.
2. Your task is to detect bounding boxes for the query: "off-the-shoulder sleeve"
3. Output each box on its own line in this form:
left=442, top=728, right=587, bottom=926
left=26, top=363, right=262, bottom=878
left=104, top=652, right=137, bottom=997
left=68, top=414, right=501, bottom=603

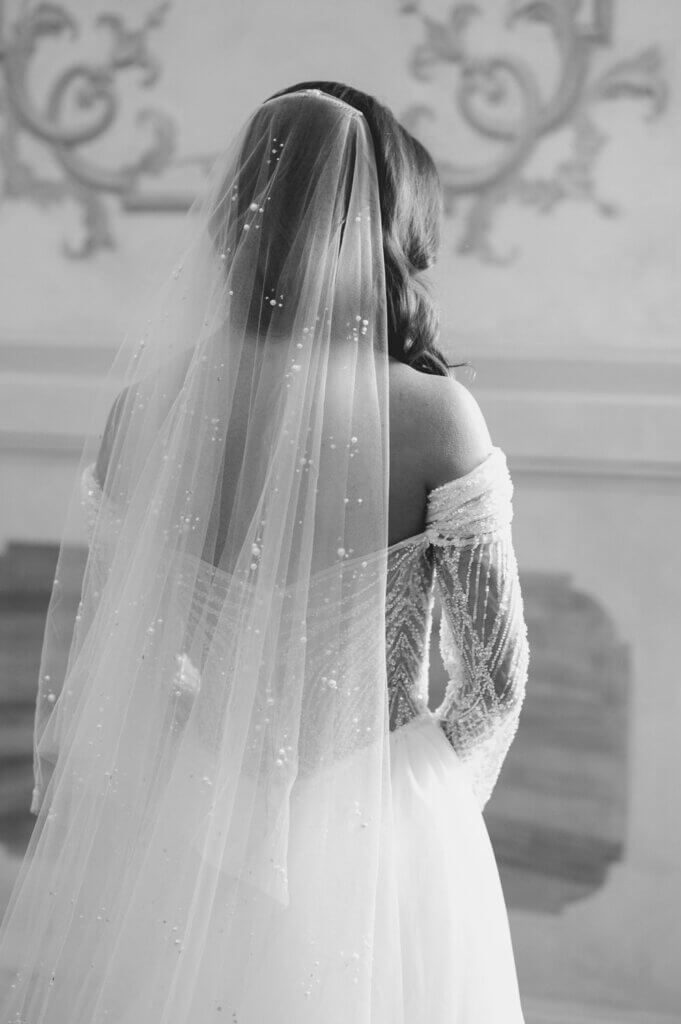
left=425, top=446, right=529, bottom=809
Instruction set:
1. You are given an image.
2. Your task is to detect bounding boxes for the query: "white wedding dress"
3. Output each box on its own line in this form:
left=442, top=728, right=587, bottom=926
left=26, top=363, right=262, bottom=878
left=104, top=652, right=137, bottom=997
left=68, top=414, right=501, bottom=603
left=67, top=443, right=527, bottom=1022
left=383, top=444, right=528, bottom=1021
left=0, top=444, right=528, bottom=1023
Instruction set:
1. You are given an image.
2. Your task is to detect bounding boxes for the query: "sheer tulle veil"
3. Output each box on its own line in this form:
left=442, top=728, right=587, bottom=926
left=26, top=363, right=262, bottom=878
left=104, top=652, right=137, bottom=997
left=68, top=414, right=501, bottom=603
left=0, top=89, right=400, bottom=1020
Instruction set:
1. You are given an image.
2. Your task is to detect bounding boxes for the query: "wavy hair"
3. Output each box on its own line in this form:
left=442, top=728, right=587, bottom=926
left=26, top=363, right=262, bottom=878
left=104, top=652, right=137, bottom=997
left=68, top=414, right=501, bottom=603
left=267, top=81, right=469, bottom=378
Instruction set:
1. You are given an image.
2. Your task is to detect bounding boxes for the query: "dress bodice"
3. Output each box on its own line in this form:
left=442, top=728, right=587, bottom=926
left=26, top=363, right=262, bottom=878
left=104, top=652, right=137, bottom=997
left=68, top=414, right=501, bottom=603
left=79, top=445, right=529, bottom=809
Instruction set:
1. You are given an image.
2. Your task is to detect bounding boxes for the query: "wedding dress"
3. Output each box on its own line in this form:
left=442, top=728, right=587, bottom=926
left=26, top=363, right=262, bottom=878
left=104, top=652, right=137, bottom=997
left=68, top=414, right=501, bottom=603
left=0, top=87, right=529, bottom=1022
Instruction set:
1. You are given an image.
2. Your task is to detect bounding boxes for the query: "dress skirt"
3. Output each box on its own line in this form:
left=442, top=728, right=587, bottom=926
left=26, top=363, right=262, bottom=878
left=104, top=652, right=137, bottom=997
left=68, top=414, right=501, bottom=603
left=388, top=710, right=525, bottom=1023
left=180, top=711, right=527, bottom=1023
left=0, top=712, right=525, bottom=1024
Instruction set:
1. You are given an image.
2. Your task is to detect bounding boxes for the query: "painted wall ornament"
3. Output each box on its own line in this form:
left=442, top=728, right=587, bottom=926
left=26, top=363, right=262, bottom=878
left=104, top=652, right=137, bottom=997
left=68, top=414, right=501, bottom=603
left=399, top=0, right=668, bottom=262
left=0, top=0, right=176, bottom=258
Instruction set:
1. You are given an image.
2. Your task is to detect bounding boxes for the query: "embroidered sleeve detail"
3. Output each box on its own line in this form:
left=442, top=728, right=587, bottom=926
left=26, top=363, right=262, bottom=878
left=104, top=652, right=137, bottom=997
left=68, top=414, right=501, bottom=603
left=425, top=447, right=529, bottom=809
left=79, top=462, right=124, bottom=566
left=80, top=462, right=103, bottom=542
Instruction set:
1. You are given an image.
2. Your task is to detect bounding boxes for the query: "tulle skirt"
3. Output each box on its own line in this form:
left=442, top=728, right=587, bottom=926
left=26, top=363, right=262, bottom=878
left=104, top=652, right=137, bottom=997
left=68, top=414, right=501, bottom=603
left=387, top=711, right=525, bottom=1023
left=156, top=711, right=525, bottom=1022
left=0, top=712, right=524, bottom=1023
left=186, top=711, right=526, bottom=1022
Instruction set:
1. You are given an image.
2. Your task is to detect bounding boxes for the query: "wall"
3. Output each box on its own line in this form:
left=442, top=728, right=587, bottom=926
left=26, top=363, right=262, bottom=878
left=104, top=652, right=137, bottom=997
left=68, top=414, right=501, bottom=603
left=0, top=1, right=679, bottom=1020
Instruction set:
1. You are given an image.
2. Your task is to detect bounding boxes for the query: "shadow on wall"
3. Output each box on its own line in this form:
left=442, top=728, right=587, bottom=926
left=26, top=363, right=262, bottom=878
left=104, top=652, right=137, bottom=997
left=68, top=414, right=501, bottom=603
left=429, top=569, right=630, bottom=914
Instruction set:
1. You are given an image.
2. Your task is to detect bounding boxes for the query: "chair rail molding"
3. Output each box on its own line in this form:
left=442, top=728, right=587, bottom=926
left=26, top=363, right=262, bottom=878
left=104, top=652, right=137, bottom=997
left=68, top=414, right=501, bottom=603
left=523, top=1000, right=680, bottom=1024
left=1, top=340, right=680, bottom=481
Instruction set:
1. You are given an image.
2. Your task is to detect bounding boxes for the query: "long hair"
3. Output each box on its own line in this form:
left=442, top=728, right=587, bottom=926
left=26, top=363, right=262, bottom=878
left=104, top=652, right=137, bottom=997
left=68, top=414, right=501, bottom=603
left=208, top=95, right=365, bottom=343
left=267, top=81, right=470, bottom=378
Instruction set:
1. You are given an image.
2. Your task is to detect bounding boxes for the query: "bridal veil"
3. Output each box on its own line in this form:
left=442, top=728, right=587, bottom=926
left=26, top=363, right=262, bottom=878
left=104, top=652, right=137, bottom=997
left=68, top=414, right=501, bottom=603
left=0, top=89, right=401, bottom=1020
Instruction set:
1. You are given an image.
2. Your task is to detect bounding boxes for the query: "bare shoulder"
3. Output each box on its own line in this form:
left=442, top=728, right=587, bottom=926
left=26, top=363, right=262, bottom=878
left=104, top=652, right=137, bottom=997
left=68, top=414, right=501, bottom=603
left=421, top=373, right=493, bottom=490
left=389, top=360, right=493, bottom=492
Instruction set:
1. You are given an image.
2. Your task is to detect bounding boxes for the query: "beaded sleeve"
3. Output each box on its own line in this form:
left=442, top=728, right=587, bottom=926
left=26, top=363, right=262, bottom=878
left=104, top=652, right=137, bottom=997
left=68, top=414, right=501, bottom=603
left=80, top=462, right=103, bottom=541
left=425, top=446, right=529, bottom=809
left=79, top=462, right=124, bottom=564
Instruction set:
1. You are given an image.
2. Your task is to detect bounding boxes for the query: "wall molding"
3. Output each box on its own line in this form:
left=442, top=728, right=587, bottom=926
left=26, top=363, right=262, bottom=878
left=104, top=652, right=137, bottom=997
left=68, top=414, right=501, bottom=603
left=2, top=431, right=680, bottom=485
left=1, top=339, right=679, bottom=482
left=2, top=337, right=681, bottom=387
left=524, top=999, right=679, bottom=1024
left=459, top=352, right=681, bottom=397
left=0, top=341, right=115, bottom=376
left=0, top=430, right=84, bottom=458
left=513, top=454, right=681, bottom=485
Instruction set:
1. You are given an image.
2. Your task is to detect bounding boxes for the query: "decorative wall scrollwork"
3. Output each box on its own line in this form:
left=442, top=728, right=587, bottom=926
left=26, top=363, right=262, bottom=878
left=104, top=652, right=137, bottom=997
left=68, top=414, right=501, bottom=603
left=0, top=1, right=670, bottom=263
left=0, top=1, right=176, bottom=257
left=399, top=0, right=668, bottom=261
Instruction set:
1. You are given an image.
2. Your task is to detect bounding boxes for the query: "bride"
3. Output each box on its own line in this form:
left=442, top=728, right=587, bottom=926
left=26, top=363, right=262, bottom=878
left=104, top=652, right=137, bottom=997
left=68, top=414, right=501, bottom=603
left=0, top=82, right=529, bottom=1022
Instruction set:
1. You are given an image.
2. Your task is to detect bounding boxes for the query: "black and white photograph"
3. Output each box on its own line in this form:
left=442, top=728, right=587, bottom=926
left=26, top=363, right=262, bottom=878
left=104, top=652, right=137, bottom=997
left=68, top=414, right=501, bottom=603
left=0, top=1, right=678, bottom=1021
